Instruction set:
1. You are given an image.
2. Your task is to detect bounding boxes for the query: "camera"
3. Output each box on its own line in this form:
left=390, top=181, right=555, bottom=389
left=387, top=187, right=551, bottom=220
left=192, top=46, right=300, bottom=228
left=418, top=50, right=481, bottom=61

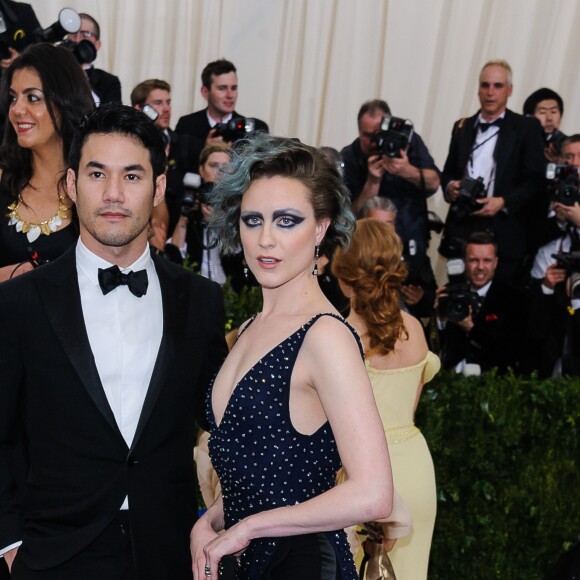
left=181, top=174, right=216, bottom=216
left=449, top=176, right=486, bottom=220
left=546, top=163, right=580, bottom=206
left=142, top=104, right=160, bottom=123
left=552, top=251, right=580, bottom=299
left=437, top=258, right=480, bottom=322
left=371, top=115, right=414, bottom=158
left=544, top=129, right=567, bottom=156
left=402, top=239, right=432, bottom=288
left=214, top=117, right=256, bottom=142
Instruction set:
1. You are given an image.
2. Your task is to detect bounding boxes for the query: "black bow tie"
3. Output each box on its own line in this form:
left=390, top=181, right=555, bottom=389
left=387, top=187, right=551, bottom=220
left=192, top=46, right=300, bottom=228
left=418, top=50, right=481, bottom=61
left=478, top=118, right=503, bottom=132
left=98, top=265, right=148, bottom=297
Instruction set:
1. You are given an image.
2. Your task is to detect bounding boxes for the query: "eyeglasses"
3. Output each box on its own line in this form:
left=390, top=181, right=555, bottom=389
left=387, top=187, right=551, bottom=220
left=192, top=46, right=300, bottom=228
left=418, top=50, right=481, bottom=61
left=69, top=30, right=97, bottom=40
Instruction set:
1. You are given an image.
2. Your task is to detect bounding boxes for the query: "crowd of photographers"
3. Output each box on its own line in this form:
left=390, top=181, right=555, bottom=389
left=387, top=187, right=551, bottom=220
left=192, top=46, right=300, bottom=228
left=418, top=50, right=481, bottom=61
left=0, top=4, right=578, bottom=379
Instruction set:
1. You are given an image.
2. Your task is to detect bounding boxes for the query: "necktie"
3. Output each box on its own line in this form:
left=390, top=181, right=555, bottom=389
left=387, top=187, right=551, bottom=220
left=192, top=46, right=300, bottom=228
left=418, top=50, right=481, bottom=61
left=478, top=118, right=502, bottom=133
left=98, top=265, right=148, bottom=297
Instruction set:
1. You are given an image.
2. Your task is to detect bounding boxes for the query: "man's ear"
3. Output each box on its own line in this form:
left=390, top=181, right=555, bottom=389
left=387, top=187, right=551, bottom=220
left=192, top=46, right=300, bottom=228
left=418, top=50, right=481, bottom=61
left=201, top=85, right=209, bottom=102
left=153, top=174, right=166, bottom=208
left=66, top=168, right=77, bottom=203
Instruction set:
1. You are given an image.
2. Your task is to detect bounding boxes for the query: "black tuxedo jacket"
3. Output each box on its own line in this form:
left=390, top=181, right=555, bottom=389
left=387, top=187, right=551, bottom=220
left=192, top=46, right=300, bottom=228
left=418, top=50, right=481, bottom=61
left=175, top=109, right=269, bottom=172
left=86, top=66, right=122, bottom=105
left=440, top=280, right=526, bottom=373
left=0, top=248, right=228, bottom=576
left=440, top=109, right=545, bottom=261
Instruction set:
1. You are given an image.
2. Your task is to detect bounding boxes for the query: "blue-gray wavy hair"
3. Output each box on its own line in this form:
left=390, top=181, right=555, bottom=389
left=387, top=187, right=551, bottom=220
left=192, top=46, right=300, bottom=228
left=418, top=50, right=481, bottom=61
left=210, top=133, right=355, bottom=254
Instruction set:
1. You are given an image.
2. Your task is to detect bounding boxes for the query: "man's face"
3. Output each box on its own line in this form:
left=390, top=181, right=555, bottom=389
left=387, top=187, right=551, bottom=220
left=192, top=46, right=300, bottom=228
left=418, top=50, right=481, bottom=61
left=66, top=16, right=101, bottom=51
left=201, top=72, right=238, bottom=120
left=534, top=99, right=561, bottom=134
left=199, top=151, right=230, bottom=184
left=358, top=112, right=383, bottom=156
left=145, top=88, right=171, bottom=130
left=67, top=133, right=165, bottom=261
left=563, top=142, right=580, bottom=169
left=367, top=208, right=396, bottom=225
left=465, top=243, right=498, bottom=290
left=478, top=65, right=512, bottom=120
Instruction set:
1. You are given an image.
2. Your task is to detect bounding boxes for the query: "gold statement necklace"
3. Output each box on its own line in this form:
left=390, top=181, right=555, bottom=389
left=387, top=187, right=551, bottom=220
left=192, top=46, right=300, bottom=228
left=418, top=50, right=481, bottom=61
left=6, top=194, right=71, bottom=243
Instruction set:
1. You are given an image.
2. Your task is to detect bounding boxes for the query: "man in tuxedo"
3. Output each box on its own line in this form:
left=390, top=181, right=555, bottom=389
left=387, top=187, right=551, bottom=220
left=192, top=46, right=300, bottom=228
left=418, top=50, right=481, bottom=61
left=436, top=231, right=526, bottom=374
left=439, top=59, right=545, bottom=285
left=0, top=104, right=228, bottom=578
left=175, top=58, right=268, bottom=173
left=66, top=13, right=122, bottom=106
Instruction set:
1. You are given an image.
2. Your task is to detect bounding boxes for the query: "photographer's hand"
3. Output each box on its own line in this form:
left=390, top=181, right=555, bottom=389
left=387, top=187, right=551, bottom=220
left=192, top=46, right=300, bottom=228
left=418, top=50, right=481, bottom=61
left=401, top=284, right=424, bottom=306
left=544, top=262, right=567, bottom=290
left=352, top=155, right=384, bottom=213
left=383, top=151, right=440, bottom=191
left=454, top=310, right=474, bottom=333
left=205, top=127, right=224, bottom=146
left=445, top=180, right=461, bottom=202
left=0, top=47, right=20, bottom=70
left=553, top=201, right=580, bottom=228
left=472, top=196, right=505, bottom=217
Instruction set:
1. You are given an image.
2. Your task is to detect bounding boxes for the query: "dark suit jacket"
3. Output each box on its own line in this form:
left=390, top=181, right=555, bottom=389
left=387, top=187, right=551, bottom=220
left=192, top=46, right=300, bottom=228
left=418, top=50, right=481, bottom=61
left=175, top=109, right=269, bottom=172
left=0, top=248, right=228, bottom=577
left=86, top=66, right=122, bottom=105
left=440, top=280, right=526, bottom=373
left=440, top=109, right=545, bottom=262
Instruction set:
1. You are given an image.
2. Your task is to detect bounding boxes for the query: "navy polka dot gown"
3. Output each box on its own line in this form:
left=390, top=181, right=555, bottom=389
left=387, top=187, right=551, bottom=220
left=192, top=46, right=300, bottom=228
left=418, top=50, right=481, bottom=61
left=208, top=314, right=360, bottom=579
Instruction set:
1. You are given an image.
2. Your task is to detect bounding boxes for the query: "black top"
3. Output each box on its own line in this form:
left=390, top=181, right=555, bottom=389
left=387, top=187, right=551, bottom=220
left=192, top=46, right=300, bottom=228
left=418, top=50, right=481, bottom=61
left=0, top=191, right=78, bottom=268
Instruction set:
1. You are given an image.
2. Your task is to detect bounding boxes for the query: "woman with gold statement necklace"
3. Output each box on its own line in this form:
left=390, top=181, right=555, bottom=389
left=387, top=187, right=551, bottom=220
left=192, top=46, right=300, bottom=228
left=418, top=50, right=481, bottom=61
left=0, top=44, right=94, bottom=283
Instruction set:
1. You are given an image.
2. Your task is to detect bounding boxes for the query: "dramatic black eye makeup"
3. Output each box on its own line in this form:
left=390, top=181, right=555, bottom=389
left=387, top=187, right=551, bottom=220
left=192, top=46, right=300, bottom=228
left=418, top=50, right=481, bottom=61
left=240, top=209, right=306, bottom=229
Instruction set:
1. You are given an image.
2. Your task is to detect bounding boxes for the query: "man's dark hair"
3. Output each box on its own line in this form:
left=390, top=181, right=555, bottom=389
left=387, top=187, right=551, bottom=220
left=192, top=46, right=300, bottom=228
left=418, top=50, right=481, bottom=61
left=523, top=87, right=564, bottom=117
left=79, top=13, right=100, bottom=40
left=68, top=104, right=167, bottom=186
left=465, top=230, right=498, bottom=256
left=201, top=59, right=236, bottom=89
left=357, top=99, right=391, bottom=127
left=130, top=79, right=171, bottom=107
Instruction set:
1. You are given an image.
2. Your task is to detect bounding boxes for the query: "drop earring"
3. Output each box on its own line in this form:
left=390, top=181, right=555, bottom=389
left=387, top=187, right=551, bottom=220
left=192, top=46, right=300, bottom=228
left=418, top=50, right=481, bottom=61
left=312, top=244, right=320, bottom=276
left=243, top=267, right=249, bottom=279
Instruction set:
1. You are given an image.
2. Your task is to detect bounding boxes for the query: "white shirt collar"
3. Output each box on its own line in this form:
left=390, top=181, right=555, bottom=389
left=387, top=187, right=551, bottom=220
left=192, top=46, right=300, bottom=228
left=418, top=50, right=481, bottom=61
left=76, top=239, right=153, bottom=287
left=206, top=110, right=233, bottom=128
left=476, top=111, right=506, bottom=126
left=474, top=280, right=493, bottom=297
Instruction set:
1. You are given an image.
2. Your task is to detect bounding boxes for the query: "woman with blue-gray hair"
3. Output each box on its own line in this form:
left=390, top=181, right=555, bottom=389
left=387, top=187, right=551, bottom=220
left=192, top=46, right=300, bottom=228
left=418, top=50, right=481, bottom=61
left=191, top=133, right=394, bottom=579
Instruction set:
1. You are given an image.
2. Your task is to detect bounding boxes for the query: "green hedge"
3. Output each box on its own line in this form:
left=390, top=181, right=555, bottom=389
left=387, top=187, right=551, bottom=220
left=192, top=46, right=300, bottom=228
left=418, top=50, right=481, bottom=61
left=415, top=371, right=580, bottom=579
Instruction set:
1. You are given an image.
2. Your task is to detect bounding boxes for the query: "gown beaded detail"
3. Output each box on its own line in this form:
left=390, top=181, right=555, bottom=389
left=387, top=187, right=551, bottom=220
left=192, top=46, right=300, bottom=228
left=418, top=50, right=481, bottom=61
left=208, top=313, right=361, bottom=579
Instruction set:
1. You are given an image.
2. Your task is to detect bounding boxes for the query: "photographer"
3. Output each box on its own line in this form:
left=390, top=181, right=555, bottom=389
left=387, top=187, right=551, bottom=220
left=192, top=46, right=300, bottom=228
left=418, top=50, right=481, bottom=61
left=439, top=60, right=545, bottom=285
left=175, top=59, right=268, bottom=172
left=165, top=143, right=249, bottom=292
left=436, top=232, right=525, bottom=374
left=341, top=99, right=440, bottom=259
left=525, top=142, right=580, bottom=376
left=523, top=88, right=566, bottom=164
left=360, top=196, right=437, bottom=320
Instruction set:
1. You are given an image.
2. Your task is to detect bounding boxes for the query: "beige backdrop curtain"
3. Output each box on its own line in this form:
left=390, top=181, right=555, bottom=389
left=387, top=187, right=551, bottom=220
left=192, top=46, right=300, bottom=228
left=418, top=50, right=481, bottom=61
left=28, top=0, right=580, bottom=273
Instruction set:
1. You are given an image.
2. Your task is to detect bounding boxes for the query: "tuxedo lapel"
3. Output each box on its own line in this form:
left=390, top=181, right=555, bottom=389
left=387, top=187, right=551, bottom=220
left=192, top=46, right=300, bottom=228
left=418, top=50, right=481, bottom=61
left=37, top=248, right=121, bottom=436
left=130, top=255, right=190, bottom=451
left=493, top=110, right=516, bottom=191
left=457, top=114, right=478, bottom=172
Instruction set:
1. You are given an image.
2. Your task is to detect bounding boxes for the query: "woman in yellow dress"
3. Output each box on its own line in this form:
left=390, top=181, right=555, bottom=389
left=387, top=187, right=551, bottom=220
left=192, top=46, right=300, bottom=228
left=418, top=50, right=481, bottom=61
left=333, top=218, right=440, bottom=580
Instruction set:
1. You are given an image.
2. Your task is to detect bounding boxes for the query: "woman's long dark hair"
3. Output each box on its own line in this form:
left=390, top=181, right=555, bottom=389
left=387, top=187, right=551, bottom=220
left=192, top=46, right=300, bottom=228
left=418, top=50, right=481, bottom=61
left=0, top=43, right=95, bottom=199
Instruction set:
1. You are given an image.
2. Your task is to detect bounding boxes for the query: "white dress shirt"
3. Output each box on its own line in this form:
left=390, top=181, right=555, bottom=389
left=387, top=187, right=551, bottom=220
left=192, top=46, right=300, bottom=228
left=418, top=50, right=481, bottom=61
left=469, top=112, right=506, bottom=198
left=1, top=241, right=163, bottom=556
left=77, top=240, right=163, bottom=508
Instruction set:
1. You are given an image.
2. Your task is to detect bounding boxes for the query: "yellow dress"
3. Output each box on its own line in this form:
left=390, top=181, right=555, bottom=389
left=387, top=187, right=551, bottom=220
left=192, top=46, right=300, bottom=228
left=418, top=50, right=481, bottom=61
left=360, top=351, right=440, bottom=580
